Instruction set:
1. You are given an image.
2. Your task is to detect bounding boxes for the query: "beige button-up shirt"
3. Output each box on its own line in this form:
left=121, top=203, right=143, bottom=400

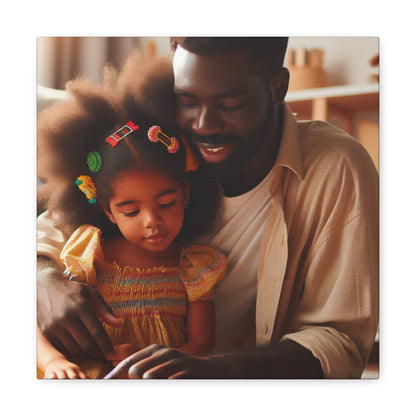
left=256, top=104, right=379, bottom=378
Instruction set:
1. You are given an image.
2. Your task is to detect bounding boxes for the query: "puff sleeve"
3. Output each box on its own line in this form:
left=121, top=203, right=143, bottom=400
left=60, top=225, right=104, bottom=286
left=180, top=245, right=227, bottom=302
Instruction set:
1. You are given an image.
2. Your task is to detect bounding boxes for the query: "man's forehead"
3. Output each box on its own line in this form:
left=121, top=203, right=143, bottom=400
left=173, top=45, right=253, bottom=87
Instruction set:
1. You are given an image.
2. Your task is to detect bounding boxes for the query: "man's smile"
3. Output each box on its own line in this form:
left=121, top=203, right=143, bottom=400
left=196, top=141, right=237, bottom=164
left=191, top=134, right=239, bottom=164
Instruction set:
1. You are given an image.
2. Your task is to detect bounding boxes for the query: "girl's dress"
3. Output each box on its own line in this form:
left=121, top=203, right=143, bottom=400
left=58, top=225, right=226, bottom=377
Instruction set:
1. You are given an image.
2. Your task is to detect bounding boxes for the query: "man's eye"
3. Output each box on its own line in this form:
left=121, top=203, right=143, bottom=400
left=123, top=209, right=139, bottom=217
left=160, top=200, right=176, bottom=209
left=219, top=101, right=243, bottom=111
left=178, top=97, right=198, bottom=109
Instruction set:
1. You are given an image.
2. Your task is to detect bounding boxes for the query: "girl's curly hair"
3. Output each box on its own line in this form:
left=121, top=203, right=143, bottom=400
left=37, top=49, right=221, bottom=243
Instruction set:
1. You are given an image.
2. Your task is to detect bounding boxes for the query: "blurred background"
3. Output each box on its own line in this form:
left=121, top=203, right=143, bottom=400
left=37, top=37, right=378, bottom=89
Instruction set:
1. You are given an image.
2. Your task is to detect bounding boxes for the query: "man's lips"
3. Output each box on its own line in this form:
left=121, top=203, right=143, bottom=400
left=195, top=141, right=237, bottom=164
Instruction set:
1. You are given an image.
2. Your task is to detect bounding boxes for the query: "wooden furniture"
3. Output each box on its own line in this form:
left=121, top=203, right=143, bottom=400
left=286, top=83, right=379, bottom=171
left=286, top=47, right=329, bottom=91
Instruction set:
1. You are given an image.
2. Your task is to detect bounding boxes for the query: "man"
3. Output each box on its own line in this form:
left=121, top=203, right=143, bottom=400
left=37, top=37, right=378, bottom=378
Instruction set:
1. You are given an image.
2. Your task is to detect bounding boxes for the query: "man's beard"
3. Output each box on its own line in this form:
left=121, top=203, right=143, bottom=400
left=188, top=104, right=276, bottom=178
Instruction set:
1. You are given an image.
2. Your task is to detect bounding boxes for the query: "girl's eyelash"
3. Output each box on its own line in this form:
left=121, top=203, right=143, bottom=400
left=122, top=201, right=176, bottom=216
left=160, top=200, right=176, bottom=209
left=123, top=210, right=139, bottom=217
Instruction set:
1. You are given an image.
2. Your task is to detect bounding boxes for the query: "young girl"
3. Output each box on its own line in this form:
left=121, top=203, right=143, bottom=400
left=37, top=52, right=225, bottom=379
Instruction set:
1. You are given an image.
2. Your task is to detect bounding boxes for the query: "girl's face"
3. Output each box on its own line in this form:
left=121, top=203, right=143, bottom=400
left=104, top=169, right=189, bottom=253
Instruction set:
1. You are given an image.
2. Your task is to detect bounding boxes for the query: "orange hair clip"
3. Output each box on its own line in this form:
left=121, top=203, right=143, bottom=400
left=147, top=126, right=180, bottom=154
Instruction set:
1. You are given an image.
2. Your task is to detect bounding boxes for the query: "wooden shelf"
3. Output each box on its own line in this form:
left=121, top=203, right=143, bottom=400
left=286, top=84, right=379, bottom=127
left=286, top=83, right=379, bottom=102
left=286, top=84, right=379, bottom=171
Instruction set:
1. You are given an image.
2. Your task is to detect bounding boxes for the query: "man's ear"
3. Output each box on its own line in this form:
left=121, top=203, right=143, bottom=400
left=103, top=206, right=116, bottom=224
left=271, top=67, right=290, bottom=105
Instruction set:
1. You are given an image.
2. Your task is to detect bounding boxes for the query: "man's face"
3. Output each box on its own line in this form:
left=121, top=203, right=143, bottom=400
left=173, top=45, right=278, bottom=176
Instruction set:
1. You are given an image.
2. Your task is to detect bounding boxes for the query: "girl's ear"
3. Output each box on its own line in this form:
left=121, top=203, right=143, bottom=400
left=103, top=206, right=117, bottom=224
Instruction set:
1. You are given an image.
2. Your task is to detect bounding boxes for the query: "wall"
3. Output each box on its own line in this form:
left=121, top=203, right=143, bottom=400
left=152, top=36, right=379, bottom=86
left=37, top=37, right=379, bottom=89
left=287, top=37, right=379, bottom=86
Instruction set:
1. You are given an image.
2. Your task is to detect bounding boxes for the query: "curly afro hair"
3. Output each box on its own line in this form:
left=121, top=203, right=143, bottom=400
left=37, top=49, right=221, bottom=243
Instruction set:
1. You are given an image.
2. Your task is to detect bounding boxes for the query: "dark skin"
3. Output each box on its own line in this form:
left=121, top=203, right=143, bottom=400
left=173, top=46, right=285, bottom=196
left=37, top=256, right=122, bottom=360
left=37, top=44, right=324, bottom=378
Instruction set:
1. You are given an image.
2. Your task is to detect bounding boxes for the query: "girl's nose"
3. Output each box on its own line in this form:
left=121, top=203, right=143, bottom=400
left=143, top=210, right=162, bottom=229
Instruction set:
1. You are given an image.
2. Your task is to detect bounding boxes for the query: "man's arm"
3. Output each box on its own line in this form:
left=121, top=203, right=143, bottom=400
left=37, top=255, right=121, bottom=359
left=104, top=340, right=323, bottom=379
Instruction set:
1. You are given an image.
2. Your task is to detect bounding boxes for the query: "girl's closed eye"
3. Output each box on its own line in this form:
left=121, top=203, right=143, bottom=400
left=160, top=200, right=176, bottom=209
left=123, top=209, right=140, bottom=217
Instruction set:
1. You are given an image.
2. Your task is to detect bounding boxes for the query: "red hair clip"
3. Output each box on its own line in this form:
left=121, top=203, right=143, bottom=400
left=105, top=121, right=139, bottom=147
left=147, top=126, right=180, bottom=154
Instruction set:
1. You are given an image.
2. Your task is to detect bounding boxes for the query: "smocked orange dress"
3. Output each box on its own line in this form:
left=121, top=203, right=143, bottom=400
left=56, top=225, right=226, bottom=377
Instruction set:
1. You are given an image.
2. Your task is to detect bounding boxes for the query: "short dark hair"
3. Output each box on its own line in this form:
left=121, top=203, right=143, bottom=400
left=170, top=36, right=288, bottom=77
left=37, top=49, right=221, bottom=243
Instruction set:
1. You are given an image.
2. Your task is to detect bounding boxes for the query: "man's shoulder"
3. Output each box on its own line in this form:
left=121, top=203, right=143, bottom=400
left=297, top=120, right=376, bottom=174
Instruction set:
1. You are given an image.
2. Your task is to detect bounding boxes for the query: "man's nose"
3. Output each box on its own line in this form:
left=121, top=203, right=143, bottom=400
left=192, top=105, right=222, bottom=136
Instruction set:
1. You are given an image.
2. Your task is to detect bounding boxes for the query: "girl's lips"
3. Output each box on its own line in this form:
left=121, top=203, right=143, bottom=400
left=144, top=232, right=169, bottom=245
left=197, top=142, right=237, bottom=164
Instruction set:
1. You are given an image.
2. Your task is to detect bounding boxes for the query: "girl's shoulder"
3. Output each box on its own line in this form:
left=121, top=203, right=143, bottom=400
left=66, top=224, right=102, bottom=244
left=60, top=225, right=104, bottom=286
left=182, top=245, right=226, bottom=268
left=180, top=245, right=227, bottom=302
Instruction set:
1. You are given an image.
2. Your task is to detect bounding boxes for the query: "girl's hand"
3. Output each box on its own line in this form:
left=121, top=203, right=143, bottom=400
left=43, top=357, right=88, bottom=379
left=106, top=343, right=137, bottom=367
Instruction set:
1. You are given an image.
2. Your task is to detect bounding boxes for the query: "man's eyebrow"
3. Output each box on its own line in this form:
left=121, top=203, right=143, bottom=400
left=174, top=87, right=249, bottom=100
left=214, top=88, right=249, bottom=99
left=115, top=189, right=178, bottom=208
left=174, top=88, right=194, bottom=97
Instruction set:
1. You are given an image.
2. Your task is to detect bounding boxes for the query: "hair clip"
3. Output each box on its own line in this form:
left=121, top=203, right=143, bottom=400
left=75, top=175, right=97, bottom=204
left=105, top=121, right=139, bottom=148
left=147, top=126, right=180, bottom=154
left=87, top=151, right=102, bottom=172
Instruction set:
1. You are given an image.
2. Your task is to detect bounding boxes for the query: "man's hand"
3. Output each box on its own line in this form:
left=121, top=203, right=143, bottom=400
left=104, top=344, right=233, bottom=379
left=103, top=340, right=323, bottom=379
left=37, top=260, right=122, bottom=360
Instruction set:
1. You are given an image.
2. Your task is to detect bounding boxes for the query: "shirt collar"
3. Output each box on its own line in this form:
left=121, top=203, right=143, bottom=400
left=274, top=102, right=304, bottom=182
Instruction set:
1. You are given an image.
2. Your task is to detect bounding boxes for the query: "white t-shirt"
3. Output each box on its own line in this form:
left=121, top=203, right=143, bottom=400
left=200, top=170, right=273, bottom=352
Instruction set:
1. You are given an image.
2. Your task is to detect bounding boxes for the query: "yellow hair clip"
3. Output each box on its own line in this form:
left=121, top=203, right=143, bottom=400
left=75, top=175, right=97, bottom=204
